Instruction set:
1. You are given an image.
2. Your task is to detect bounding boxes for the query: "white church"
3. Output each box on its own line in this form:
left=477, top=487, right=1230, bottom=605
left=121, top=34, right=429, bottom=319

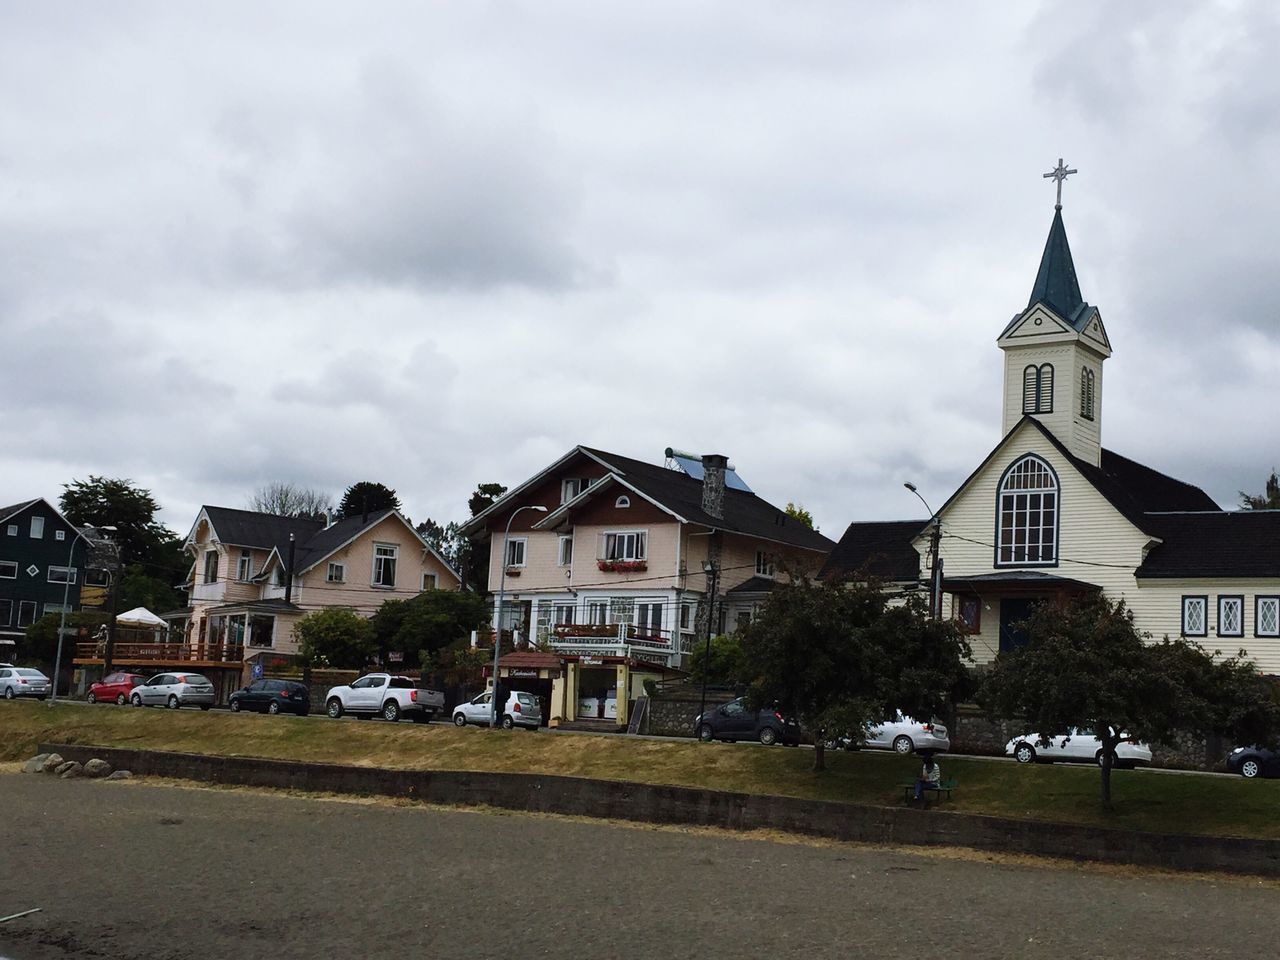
left=825, top=167, right=1280, bottom=674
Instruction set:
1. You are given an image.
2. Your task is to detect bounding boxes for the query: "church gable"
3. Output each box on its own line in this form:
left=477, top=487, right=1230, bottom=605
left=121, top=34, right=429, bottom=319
left=997, top=304, right=1076, bottom=344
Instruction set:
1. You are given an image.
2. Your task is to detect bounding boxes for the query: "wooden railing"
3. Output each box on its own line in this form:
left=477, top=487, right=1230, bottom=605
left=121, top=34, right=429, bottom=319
left=75, top=641, right=246, bottom=663
left=550, top=624, right=673, bottom=651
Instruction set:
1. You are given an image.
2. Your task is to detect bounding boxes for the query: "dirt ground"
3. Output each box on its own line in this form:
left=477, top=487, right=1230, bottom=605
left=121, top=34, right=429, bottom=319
left=0, top=771, right=1276, bottom=959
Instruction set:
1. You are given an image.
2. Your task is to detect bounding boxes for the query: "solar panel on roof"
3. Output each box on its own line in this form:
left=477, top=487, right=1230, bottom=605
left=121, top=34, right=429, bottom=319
left=669, top=454, right=752, bottom=492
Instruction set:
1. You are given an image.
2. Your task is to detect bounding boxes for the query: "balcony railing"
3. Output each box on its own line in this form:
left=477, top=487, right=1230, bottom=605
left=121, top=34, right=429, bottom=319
left=75, top=641, right=246, bottom=664
left=551, top=623, right=672, bottom=652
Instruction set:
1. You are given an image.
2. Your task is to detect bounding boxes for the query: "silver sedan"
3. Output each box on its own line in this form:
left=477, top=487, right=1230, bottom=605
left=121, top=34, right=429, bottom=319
left=130, top=672, right=216, bottom=710
left=0, top=667, right=50, bottom=700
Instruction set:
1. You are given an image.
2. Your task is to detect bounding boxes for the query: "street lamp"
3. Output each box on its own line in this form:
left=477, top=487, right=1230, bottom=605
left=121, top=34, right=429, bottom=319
left=50, top=525, right=116, bottom=707
left=904, top=482, right=942, bottom=620
left=696, top=558, right=720, bottom=738
left=490, top=504, right=547, bottom=729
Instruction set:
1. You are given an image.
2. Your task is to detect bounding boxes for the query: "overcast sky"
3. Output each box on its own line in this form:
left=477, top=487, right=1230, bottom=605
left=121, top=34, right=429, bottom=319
left=3, top=2, right=1277, bottom=538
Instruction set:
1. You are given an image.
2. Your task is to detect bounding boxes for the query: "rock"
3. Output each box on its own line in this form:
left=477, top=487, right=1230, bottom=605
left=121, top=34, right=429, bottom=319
left=56, top=761, right=83, bottom=779
left=83, top=758, right=112, bottom=779
left=23, top=753, right=51, bottom=774
left=105, top=770, right=133, bottom=781
left=40, top=753, right=64, bottom=773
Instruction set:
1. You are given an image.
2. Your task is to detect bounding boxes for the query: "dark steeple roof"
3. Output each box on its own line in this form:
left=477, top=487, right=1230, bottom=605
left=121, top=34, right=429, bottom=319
left=1028, top=207, right=1084, bottom=320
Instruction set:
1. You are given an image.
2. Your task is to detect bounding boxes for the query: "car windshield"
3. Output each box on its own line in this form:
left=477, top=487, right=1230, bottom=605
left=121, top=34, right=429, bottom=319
left=180, top=675, right=210, bottom=685
left=16, top=669, right=45, bottom=677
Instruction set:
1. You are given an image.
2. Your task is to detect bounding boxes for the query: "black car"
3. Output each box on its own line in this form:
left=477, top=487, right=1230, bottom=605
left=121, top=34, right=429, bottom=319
left=693, top=697, right=801, bottom=746
left=229, top=679, right=311, bottom=716
left=1226, top=746, right=1280, bottom=779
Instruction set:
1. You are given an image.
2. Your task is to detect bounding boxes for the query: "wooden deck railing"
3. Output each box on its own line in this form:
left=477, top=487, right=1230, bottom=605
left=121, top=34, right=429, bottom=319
left=74, top=641, right=246, bottom=663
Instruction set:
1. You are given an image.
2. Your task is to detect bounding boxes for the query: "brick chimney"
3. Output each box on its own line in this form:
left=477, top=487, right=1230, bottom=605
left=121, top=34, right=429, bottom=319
left=701, top=454, right=728, bottom=520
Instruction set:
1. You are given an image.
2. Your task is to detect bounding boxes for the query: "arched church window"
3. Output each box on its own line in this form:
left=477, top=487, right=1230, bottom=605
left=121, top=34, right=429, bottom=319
left=1037, top=364, right=1054, bottom=413
left=1022, top=364, right=1054, bottom=415
left=996, top=455, right=1058, bottom=566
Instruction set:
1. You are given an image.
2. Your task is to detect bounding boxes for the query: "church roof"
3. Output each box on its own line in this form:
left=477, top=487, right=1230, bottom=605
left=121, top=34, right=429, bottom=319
left=1136, top=511, right=1280, bottom=579
left=1028, top=207, right=1085, bottom=320
left=820, top=519, right=928, bottom=583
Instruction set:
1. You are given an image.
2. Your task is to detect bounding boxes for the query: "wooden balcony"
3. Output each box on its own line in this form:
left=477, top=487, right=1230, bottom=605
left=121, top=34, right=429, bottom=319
left=73, top=641, right=246, bottom=666
left=551, top=623, right=673, bottom=654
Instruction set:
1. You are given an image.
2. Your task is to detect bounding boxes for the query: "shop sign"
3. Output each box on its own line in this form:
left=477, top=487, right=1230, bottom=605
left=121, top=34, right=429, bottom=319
left=580, top=656, right=602, bottom=665
left=388, top=651, right=404, bottom=663
left=509, top=668, right=539, bottom=678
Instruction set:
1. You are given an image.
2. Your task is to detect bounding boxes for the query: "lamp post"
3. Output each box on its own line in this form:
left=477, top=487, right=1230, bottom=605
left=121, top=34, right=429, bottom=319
left=490, top=504, right=547, bottom=729
left=904, top=482, right=942, bottom=620
left=50, top=525, right=116, bottom=707
left=696, top=559, right=720, bottom=738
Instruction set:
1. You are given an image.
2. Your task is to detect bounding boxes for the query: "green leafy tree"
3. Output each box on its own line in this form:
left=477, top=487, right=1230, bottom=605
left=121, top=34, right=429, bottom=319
left=416, top=518, right=463, bottom=570
left=1240, top=469, right=1280, bottom=509
left=741, top=576, right=972, bottom=771
left=784, top=502, right=817, bottom=531
left=371, top=591, right=490, bottom=667
left=468, top=482, right=507, bottom=517
left=437, top=641, right=493, bottom=694
left=23, top=611, right=109, bottom=671
left=336, top=481, right=401, bottom=520
left=688, top=633, right=749, bottom=689
left=979, top=594, right=1280, bottom=805
left=295, top=608, right=376, bottom=670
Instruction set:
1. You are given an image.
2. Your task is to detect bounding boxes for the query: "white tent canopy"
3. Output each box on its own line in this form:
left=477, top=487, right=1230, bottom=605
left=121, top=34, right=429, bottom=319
left=116, top=607, right=167, bottom=628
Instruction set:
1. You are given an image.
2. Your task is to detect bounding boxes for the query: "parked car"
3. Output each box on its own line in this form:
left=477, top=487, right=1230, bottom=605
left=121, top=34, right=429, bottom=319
left=1226, top=746, right=1280, bottom=779
left=130, top=673, right=216, bottom=710
left=831, top=714, right=950, bottom=754
left=693, top=697, right=801, bottom=746
left=229, top=678, right=311, bottom=716
left=0, top=667, right=50, bottom=700
left=451, top=690, right=542, bottom=730
left=87, top=672, right=147, bottom=705
left=1005, top=729, right=1152, bottom=767
left=325, top=673, right=445, bottom=722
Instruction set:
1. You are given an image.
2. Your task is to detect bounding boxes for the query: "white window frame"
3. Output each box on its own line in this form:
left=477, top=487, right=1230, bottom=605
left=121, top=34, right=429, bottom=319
left=553, top=602, right=576, bottom=626
left=203, top=550, right=219, bottom=584
left=236, top=549, right=253, bottom=581
left=585, top=600, right=608, bottom=625
left=680, top=602, right=692, bottom=630
left=44, top=602, right=71, bottom=616
left=47, top=566, right=77, bottom=584
left=5, top=524, right=16, bottom=536
left=995, top=455, right=1059, bottom=567
left=561, top=477, right=594, bottom=504
left=1256, top=597, right=1280, bottom=638
left=17, top=600, right=37, bottom=627
left=755, top=550, right=775, bottom=578
left=615, top=495, right=631, bottom=508
left=30, top=516, right=45, bottom=539
left=1181, top=595, right=1207, bottom=638
left=635, top=599, right=663, bottom=634
left=55, top=529, right=66, bottom=542
left=327, top=562, right=346, bottom=583
left=372, top=543, right=398, bottom=588
left=600, top=530, right=647, bottom=562
left=1217, top=595, right=1244, bottom=638
left=421, top=572, right=437, bottom=591
left=505, top=538, right=527, bottom=568
left=272, top=565, right=285, bottom=588
left=0, top=560, right=16, bottom=579
left=557, top=535, right=573, bottom=567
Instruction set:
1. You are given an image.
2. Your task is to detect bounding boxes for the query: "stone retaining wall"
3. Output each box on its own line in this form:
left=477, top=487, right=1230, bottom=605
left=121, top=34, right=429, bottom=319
left=645, top=687, right=736, bottom=736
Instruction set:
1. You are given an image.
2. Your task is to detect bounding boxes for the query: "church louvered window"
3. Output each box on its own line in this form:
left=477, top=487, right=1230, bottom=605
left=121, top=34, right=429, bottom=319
left=1080, top=367, right=1095, bottom=420
left=996, top=455, right=1058, bottom=566
left=1022, top=363, right=1054, bottom=415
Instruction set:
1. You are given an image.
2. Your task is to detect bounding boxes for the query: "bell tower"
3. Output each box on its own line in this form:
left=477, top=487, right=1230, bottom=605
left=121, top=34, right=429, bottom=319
left=997, top=160, right=1111, bottom=465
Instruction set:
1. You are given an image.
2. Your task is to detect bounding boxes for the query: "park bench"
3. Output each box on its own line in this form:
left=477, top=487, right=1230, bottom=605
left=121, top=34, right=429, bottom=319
left=902, top=777, right=958, bottom=806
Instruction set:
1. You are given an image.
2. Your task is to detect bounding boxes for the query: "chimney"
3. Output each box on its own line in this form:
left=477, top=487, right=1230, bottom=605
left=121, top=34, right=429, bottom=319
left=701, top=454, right=728, bottom=520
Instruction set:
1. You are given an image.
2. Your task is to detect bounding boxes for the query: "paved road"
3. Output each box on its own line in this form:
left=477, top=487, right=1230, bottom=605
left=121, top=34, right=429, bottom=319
left=0, top=773, right=1273, bottom=959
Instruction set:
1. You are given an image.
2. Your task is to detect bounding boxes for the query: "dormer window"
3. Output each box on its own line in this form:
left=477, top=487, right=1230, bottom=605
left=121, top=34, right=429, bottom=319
left=1080, top=367, right=1095, bottom=420
left=1022, top=363, right=1054, bottom=414
left=561, top=477, right=595, bottom=503
left=996, top=455, right=1058, bottom=566
left=203, top=550, right=219, bottom=584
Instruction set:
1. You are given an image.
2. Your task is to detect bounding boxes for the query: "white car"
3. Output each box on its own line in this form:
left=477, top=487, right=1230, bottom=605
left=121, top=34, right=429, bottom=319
left=1006, top=729, right=1152, bottom=767
left=325, top=673, right=444, bottom=722
left=0, top=667, right=50, bottom=700
left=452, top=691, right=542, bottom=730
left=832, top=714, right=950, bottom=754
left=130, top=672, right=216, bottom=710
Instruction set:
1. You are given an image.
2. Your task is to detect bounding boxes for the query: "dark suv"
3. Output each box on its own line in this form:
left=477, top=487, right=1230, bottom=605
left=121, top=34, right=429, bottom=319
left=229, top=679, right=311, bottom=716
left=693, top=697, right=801, bottom=746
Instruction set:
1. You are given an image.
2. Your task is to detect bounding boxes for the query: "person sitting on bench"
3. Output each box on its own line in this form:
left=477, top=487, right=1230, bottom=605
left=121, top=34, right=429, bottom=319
left=914, top=753, right=941, bottom=801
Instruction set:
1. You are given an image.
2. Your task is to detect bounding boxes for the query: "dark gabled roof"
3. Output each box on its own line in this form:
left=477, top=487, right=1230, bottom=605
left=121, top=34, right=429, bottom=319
left=819, top=519, right=928, bottom=583
left=205, top=597, right=305, bottom=615
left=1029, top=207, right=1084, bottom=320
left=0, top=500, right=37, bottom=523
left=290, top=510, right=397, bottom=572
left=726, top=576, right=780, bottom=595
left=201, top=506, right=323, bottom=553
left=1136, top=511, right=1280, bottom=579
left=580, top=447, right=834, bottom=553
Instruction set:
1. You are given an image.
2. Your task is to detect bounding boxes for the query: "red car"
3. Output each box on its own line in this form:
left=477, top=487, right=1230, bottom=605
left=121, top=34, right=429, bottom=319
left=87, top=672, right=147, bottom=705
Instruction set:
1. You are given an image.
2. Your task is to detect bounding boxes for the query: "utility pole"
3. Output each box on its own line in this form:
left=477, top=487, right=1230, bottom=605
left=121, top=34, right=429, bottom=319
left=100, top=533, right=123, bottom=675
left=904, top=483, right=943, bottom=620
left=489, top=504, right=546, bottom=729
left=697, top=559, right=720, bottom=737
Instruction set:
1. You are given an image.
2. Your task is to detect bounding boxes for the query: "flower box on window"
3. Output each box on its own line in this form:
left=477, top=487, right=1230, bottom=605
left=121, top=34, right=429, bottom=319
left=597, top=560, right=647, bottom=573
left=505, top=567, right=522, bottom=577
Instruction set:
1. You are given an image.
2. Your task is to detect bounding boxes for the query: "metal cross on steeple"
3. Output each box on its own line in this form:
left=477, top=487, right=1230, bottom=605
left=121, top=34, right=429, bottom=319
left=1043, top=158, right=1077, bottom=209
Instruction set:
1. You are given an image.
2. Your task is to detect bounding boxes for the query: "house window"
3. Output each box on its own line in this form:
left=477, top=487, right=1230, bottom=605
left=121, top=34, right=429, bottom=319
left=327, top=562, right=346, bottom=583
left=601, top=531, right=647, bottom=561
left=85, top=568, right=110, bottom=587
left=755, top=550, right=775, bottom=577
left=45, top=602, right=71, bottom=616
left=996, top=455, right=1058, bottom=566
left=236, top=549, right=252, bottom=581
left=735, top=609, right=752, bottom=630
left=0, top=599, right=10, bottom=625
left=558, top=536, right=573, bottom=566
left=636, top=601, right=663, bottom=634
left=553, top=603, right=576, bottom=626
left=203, top=550, right=218, bottom=584
left=956, top=596, right=982, bottom=634
left=372, top=543, right=398, bottom=587
left=586, top=600, right=608, bottom=625
left=421, top=573, right=437, bottom=591
left=561, top=477, right=594, bottom=503
left=5, top=524, right=15, bottom=536
left=249, top=614, right=274, bottom=648
left=1217, top=596, right=1244, bottom=638
left=55, top=530, right=66, bottom=541
left=1182, top=596, right=1208, bottom=637
left=1256, top=597, right=1280, bottom=638
left=505, top=538, right=527, bottom=568
left=615, top=496, right=630, bottom=509
left=1080, top=367, right=1096, bottom=420
left=227, top=614, right=246, bottom=646
left=609, top=597, right=635, bottom=624
left=1022, top=363, right=1054, bottom=414
left=47, top=566, right=77, bottom=584
left=0, top=561, right=16, bottom=579
left=17, top=600, right=36, bottom=627
left=272, top=565, right=285, bottom=587
left=680, top=602, right=691, bottom=630
left=30, top=516, right=45, bottom=538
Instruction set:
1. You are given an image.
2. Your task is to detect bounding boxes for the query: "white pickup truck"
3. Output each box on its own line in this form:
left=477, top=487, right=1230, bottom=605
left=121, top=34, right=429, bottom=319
left=324, top=673, right=446, bottom=723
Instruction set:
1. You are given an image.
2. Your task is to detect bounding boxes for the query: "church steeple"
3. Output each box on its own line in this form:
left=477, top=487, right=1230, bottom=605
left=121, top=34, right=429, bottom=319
left=1028, top=207, right=1084, bottom=320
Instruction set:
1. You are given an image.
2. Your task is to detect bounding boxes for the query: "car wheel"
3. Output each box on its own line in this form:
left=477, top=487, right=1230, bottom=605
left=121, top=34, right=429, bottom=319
left=892, top=735, right=914, bottom=754
left=230, top=699, right=241, bottom=712
left=453, top=713, right=467, bottom=727
left=1241, top=758, right=1262, bottom=779
left=1013, top=743, right=1037, bottom=764
left=382, top=701, right=400, bottom=722
left=130, top=693, right=142, bottom=707
left=759, top=727, right=779, bottom=746
left=115, top=693, right=126, bottom=706
left=167, top=695, right=179, bottom=709
left=268, top=701, right=280, bottom=715
left=326, top=698, right=344, bottom=719
left=501, top=714, right=515, bottom=730
left=4, top=687, right=14, bottom=700
left=87, top=691, right=97, bottom=704
left=698, top=724, right=714, bottom=742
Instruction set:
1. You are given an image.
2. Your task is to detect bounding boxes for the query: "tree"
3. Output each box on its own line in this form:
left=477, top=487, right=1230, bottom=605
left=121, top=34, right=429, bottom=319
left=371, top=591, right=490, bottom=668
left=336, top=481, right=401, bottom=520
left=295, top=608, right=376, bottom=670
left=1240, top=469, right=1280, bottom=510
left=468, top=482, right=507, bottom=517
left=23, top=611, right=109, bottom=671
left=979, top=594, right=1280, bottom=805
left=741, top=576, right=972, bottom=771
left=784, top=502, right=817, bottom=531
left=688, top=633, right=749, bottom=689
left=248, top=482, right=334, bottom=520
left=416, top=518, right=464, bottom=570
